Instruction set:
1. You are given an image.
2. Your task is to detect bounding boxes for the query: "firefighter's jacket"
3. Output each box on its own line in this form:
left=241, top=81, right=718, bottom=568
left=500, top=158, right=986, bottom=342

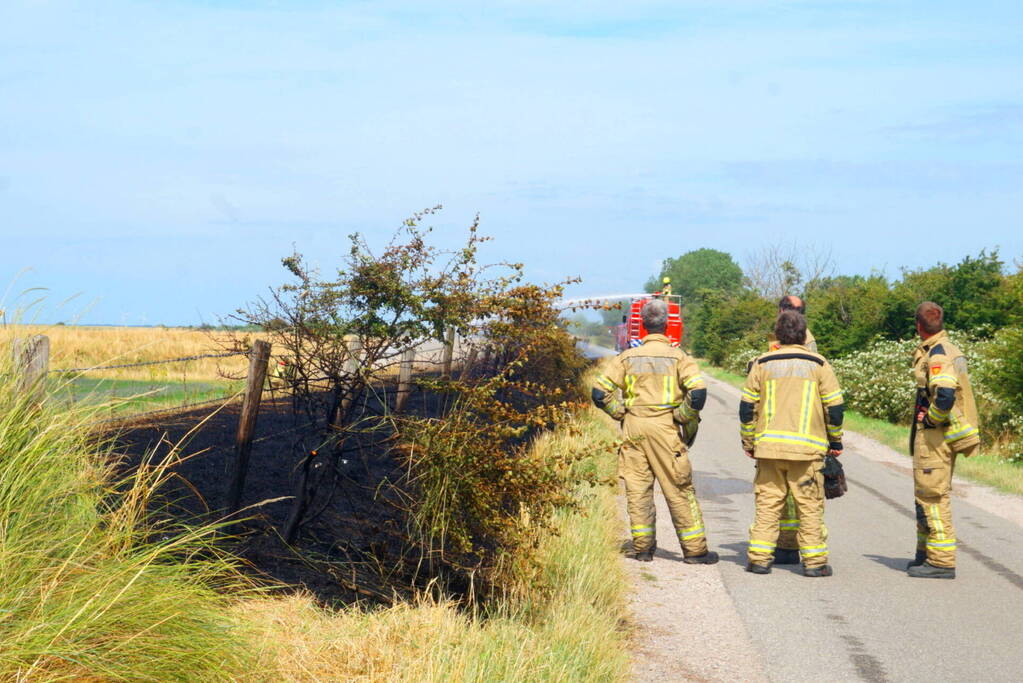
left=591, top=334, right=706, bottom=423
left=913, top=330, right=980, bottom=452
left=768, top=326, right=817, bottom=353
left=740, top=344, right=844, bottom=460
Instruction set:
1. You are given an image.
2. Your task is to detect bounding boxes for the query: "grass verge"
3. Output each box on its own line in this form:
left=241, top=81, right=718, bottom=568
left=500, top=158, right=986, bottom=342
left=0, top=355, right=254, bottom=679
left=236, top=408, right=630, bottom=682
left=699, top=361, right=1023, bottom=497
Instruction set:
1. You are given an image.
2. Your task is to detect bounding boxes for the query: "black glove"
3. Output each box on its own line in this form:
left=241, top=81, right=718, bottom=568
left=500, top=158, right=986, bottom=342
left=822, top=454, right=847, bottom=500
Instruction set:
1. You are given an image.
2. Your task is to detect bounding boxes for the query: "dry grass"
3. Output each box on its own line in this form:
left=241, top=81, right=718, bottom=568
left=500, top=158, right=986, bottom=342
left=234, top=409, right=630, bottom=682
left=12, top=324, right=257, bottom=382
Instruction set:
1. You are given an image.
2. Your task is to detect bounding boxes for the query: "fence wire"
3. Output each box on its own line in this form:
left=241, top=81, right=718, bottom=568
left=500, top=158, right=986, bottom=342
left=50, top=351, right=246, bottom=375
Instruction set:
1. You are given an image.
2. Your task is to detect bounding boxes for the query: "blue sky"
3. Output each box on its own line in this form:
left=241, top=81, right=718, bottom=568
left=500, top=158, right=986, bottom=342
left=1, top=0, right=1021, bottom=324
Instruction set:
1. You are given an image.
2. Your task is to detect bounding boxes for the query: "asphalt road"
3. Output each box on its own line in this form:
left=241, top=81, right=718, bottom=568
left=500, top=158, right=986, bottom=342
left=626, top=374, right=1023, bottom=683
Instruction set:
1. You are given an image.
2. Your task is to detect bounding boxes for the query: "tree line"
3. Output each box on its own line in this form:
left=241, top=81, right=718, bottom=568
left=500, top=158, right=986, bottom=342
left=644, top=247, right=1023, bottom=453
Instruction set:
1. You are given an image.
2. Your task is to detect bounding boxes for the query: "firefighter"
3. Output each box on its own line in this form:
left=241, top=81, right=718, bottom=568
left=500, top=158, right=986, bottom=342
left=767, top=295, right=818, bottom=564
left=907, top=302, right=980, bottom=579
left=591, top=299, right=718, bottom=564
left=767, top=295, right=817, bottom=352
left=740, top=310, right=844, bottom=577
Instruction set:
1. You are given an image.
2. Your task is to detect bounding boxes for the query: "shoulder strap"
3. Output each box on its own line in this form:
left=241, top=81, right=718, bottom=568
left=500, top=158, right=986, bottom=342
left=757, top=352, right=825, bottom=366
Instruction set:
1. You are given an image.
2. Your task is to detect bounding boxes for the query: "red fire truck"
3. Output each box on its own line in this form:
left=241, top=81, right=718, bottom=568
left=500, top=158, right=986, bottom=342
left=613, top=285, right=684, bottom=352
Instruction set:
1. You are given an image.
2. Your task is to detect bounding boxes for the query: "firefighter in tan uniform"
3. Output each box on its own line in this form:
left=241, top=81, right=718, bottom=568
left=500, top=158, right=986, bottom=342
left=591, top=299, right=718, bottom=564
left=740, top=311, right=844, bottom=577
left=766, top=295, right=818, bottom=565
left=907, top=302, right=981, bottom=579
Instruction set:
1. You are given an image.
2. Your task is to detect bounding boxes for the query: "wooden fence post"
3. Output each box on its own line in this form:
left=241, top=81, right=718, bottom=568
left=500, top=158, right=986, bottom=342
left=459, top=345, right=477, bottom=381
left=336, top=336, right=363, bottom=423
left=226, top=340, right=271, bottom=514
left=395, top=348, right=416, bottom=412
left=479, top=345, right=492, bottom=376
left=441, top=328, right=455, bottom=378
left=13, top=335, right=49, bottom=396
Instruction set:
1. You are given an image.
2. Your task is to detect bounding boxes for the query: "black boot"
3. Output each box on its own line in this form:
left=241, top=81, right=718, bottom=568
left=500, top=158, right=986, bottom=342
left=746, top=562, right=772, bottom=575
left=906, top=550, right=927, bottom=570
left=634, top=541, right=657, bottom=562
left=683, top=551, right=719, bottom=565
left=907, top=561, right=955, bottom=579
left=804, top=564, right=834, bottom=577
left=774, top=549, right=801, bottom=565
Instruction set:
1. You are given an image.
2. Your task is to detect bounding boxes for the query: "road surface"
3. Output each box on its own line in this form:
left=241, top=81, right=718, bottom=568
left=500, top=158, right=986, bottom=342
left=622, top=374, right=1023, bottom=682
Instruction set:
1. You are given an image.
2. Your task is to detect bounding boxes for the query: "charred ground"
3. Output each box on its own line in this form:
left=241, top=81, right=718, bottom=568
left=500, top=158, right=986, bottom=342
left=110, top=379, right=461, bottom=607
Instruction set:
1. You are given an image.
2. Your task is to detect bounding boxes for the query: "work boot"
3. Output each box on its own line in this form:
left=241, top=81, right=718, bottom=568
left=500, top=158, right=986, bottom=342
left=774, top=548, right=801, bottom=565
left=683, top=551, right=719, bottom=565
left=907, top=561, right=955, bottom=579
left=906, top=550, right=927, bottom=570
left=634, top=541, right=656, bottom=562
left=746, top=562, right=772, bottom=575
left=803, top=564, right=834, bottom=578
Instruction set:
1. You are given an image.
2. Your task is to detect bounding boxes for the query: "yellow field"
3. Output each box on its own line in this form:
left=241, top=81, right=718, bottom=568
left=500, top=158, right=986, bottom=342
left=7, top=325, right=257, bottom=382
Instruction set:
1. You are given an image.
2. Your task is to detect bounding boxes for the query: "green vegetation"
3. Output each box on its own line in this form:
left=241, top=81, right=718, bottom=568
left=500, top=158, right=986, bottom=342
left=645, top=248, right=745, bottom=301
left=57, top=376, right=242, bottom=417
left=0, top=356, right=253, bottom=679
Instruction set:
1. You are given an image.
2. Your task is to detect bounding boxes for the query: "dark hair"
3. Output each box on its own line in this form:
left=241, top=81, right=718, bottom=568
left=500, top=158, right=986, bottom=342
left=916, top=301, right=944, bottom=335
left=778, top=295, right=805, bottom=315
left=774, top=310, right=807, bottom=346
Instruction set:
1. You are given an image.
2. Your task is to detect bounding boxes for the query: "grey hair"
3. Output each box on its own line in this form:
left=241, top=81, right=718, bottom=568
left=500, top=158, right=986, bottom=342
left=641, top=299, right=668, bottom=333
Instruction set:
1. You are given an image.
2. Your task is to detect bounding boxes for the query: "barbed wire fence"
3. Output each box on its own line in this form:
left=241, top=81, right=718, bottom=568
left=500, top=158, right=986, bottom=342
left=10, top=332, right=482, bottom=518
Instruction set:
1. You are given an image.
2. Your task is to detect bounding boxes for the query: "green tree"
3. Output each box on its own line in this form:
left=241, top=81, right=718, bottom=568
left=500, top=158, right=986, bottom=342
left=689, top=290, right=774, bottom=364
left=805, top=274, right=892, bottom=357
left=645, top=248, right=744, bottom=305
left=887, top=250, right=1020, bottom=338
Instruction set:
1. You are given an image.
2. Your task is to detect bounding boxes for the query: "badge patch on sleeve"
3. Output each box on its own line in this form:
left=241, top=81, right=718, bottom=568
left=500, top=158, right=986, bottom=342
left=930, top=365, right=942, bottom=375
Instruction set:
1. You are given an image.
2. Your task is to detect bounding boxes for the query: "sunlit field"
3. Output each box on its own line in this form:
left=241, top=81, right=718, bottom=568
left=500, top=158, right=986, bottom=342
left=11, top=324, right=255, bottom=382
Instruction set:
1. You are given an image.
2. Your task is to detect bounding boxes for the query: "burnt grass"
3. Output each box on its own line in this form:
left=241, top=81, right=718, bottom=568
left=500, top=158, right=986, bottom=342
left=110, top=379, right=462, bottom=608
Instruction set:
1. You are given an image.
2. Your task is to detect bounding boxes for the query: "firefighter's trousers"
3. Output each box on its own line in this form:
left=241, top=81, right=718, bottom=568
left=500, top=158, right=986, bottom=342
left=912, top=428, right=977, bottom=568
left=748, top=458, right=827, bottom=569
left=620, top=413, right=708, bottom=557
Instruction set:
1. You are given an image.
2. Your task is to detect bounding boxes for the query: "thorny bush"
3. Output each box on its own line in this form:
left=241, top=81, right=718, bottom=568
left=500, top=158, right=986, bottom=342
left=230, top=208, right=607, bottom=599
left=393, top=280, right=608, bottom=599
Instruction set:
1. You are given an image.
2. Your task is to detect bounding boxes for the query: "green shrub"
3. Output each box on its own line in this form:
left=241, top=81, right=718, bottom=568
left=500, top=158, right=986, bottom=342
left=830, top=338, right=916, bottom=423
left=722, top=342, right=760, bottom=376
left=689, top=291, right=774, bottom=365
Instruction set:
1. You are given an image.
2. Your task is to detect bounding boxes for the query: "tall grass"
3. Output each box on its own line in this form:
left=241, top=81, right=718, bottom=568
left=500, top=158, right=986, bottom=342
left=0, top=341, right=254, bottom=680
left=238, top=409, right=630, bottom=682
